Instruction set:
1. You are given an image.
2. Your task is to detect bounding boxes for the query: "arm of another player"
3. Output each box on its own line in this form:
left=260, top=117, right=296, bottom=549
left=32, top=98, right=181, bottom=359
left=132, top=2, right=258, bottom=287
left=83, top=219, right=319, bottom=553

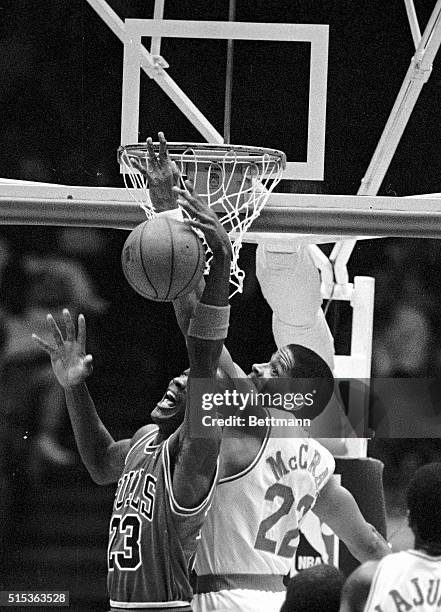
left=139, top=132, right=238, bottom=377
left=137, top=128, right=205, bottom=337
left=33, top=310, right=132, bottom=485
left=169, top=182, right=232, bottom=508
left=339, top=562, right=378, bottom=612
left=312, top=475, right=391, bottom=563
left=255, top=242, right=335, bottom=369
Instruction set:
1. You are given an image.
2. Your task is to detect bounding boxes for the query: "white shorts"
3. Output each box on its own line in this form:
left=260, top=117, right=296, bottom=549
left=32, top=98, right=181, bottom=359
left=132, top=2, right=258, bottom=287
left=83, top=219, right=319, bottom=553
left=192, top=589, right=285, bottom=612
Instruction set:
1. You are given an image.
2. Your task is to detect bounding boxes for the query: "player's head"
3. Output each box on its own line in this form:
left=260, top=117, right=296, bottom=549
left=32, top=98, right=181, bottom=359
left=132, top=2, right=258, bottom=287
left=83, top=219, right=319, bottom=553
left=150, top=367, right=231, bottom=435
left=407, top=462, right=441, bottom=550
left=280, top=564, right=345, bottom=612
left=150, top=369, right=189, bottom=436
left=250, top=344, right=333, bottom=382
left=249, top=344, right=334, bottom=419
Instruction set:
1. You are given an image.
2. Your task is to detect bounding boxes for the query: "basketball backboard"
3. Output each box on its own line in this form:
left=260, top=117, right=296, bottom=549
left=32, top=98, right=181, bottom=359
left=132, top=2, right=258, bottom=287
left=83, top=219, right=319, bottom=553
left=120, top=19, right=328, bottom=181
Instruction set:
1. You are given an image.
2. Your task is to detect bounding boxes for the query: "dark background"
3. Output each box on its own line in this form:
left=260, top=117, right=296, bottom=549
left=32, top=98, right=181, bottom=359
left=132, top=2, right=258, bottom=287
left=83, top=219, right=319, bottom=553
left=1, top=0, right=441, bottom=415
left=1, top=1, right=441, bottom=610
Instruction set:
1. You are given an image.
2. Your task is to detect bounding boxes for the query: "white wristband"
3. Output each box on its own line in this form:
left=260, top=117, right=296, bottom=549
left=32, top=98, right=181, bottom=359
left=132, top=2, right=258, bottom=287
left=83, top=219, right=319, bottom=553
left=188, top=303, right=231, bottom=340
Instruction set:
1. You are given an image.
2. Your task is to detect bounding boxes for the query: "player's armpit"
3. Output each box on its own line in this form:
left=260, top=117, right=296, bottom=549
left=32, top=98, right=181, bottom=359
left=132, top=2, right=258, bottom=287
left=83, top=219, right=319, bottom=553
left=338, top=562, right=378, bottom=612
left=219, top=346, right=242, bottom=378
left=166, top=430, right=220, bottom=509
left=312, top=476, right=390, bottom=563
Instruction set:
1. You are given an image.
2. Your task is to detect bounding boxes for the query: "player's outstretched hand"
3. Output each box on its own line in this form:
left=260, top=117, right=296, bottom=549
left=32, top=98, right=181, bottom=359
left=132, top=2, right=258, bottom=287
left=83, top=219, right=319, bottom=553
left=129, top=131, right=181, bottom=212
left=173, top=180, right=232, bottom=257
left=32, top=309, right=93, bottom=389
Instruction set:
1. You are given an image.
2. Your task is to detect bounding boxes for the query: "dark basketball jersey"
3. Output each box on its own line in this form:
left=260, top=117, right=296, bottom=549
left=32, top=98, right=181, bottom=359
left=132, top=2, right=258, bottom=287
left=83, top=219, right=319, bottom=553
left=108, top=426, right=218, bottom=609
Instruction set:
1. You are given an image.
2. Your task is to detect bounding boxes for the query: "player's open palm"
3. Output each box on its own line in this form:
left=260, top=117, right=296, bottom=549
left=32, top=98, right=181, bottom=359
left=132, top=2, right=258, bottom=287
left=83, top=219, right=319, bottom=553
left=130, top=131, right=181, bottom=212
left=32, top=309, right=93, bottom=389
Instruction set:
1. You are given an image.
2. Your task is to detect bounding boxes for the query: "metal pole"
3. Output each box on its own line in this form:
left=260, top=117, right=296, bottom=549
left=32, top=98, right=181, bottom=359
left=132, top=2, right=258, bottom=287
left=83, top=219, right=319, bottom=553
left=331, top=0, right=441, bottom=283
left=404, top=0, right=422, bottom=48
left=2, top=198, right=441, bottom=236
left=151, top=0, right=165, bottom=56
left=224, top=0, right=236, bottom=143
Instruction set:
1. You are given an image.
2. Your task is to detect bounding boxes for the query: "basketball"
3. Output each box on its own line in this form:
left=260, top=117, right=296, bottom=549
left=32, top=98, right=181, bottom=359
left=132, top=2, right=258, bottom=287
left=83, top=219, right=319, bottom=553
left=121, top=215, right=205, bottom=301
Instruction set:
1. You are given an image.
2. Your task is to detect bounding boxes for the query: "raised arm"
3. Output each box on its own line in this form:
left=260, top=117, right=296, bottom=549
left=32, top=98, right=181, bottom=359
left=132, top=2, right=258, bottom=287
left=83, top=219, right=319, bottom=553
left=172, top=277, right=241, bottom=378
left=312, top=475, right=390, bottom=563
left=256, top=242, right=335, bottom=368
left=168, top=181, right=232, bottom=508
left=138, top=132, right=240, bottom=378
left=33, top=311, right=131, bottom=485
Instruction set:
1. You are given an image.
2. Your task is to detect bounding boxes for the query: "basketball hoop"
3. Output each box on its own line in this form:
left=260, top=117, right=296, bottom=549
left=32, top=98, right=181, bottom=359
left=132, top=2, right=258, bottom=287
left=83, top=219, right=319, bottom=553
left=118, top=142, right=286, bottom=297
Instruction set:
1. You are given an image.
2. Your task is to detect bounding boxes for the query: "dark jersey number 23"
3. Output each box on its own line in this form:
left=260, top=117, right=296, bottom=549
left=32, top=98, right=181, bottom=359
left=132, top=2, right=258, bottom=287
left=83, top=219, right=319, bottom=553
left=108, top=514, right=142, bottom=571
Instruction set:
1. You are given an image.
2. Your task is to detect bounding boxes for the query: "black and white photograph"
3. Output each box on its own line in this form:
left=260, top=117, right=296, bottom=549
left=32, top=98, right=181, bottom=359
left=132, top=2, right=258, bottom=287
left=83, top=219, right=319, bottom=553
left=0, top=1, right=441, bottom=611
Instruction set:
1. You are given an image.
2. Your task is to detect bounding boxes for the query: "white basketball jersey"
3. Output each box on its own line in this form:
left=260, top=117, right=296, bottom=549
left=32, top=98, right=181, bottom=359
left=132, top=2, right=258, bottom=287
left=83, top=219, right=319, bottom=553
left=195, top=430, right=335, bottom=576
left=364, top=550, right=441, bottom=612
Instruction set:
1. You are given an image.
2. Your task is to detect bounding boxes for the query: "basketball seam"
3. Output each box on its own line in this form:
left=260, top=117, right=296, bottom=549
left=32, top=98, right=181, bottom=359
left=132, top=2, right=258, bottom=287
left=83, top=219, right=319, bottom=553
left=164, top=217, right=174, bottom=301
left=122, top=234, right=153, bottom=299
left=124, top=255, right=153, bottom=298
left=173, top=234, right=204, bottom=299
left=139, top=222, right=159, bottom=300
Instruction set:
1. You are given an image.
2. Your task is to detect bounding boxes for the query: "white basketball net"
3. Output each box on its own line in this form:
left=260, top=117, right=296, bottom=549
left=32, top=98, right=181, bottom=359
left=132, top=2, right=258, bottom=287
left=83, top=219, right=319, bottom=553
left=119, top=144, right=286, bottom=297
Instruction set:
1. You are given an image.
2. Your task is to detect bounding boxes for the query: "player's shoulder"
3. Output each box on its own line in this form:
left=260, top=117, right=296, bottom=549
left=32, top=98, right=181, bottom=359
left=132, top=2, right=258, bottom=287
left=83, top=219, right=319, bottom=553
left=306, top=436, right=336, bottom=473
left=130, top=424, right=159, bottom=449
left=340, top=560, right=379, bottom=612
left=124, top=425, right=160, bottom=466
